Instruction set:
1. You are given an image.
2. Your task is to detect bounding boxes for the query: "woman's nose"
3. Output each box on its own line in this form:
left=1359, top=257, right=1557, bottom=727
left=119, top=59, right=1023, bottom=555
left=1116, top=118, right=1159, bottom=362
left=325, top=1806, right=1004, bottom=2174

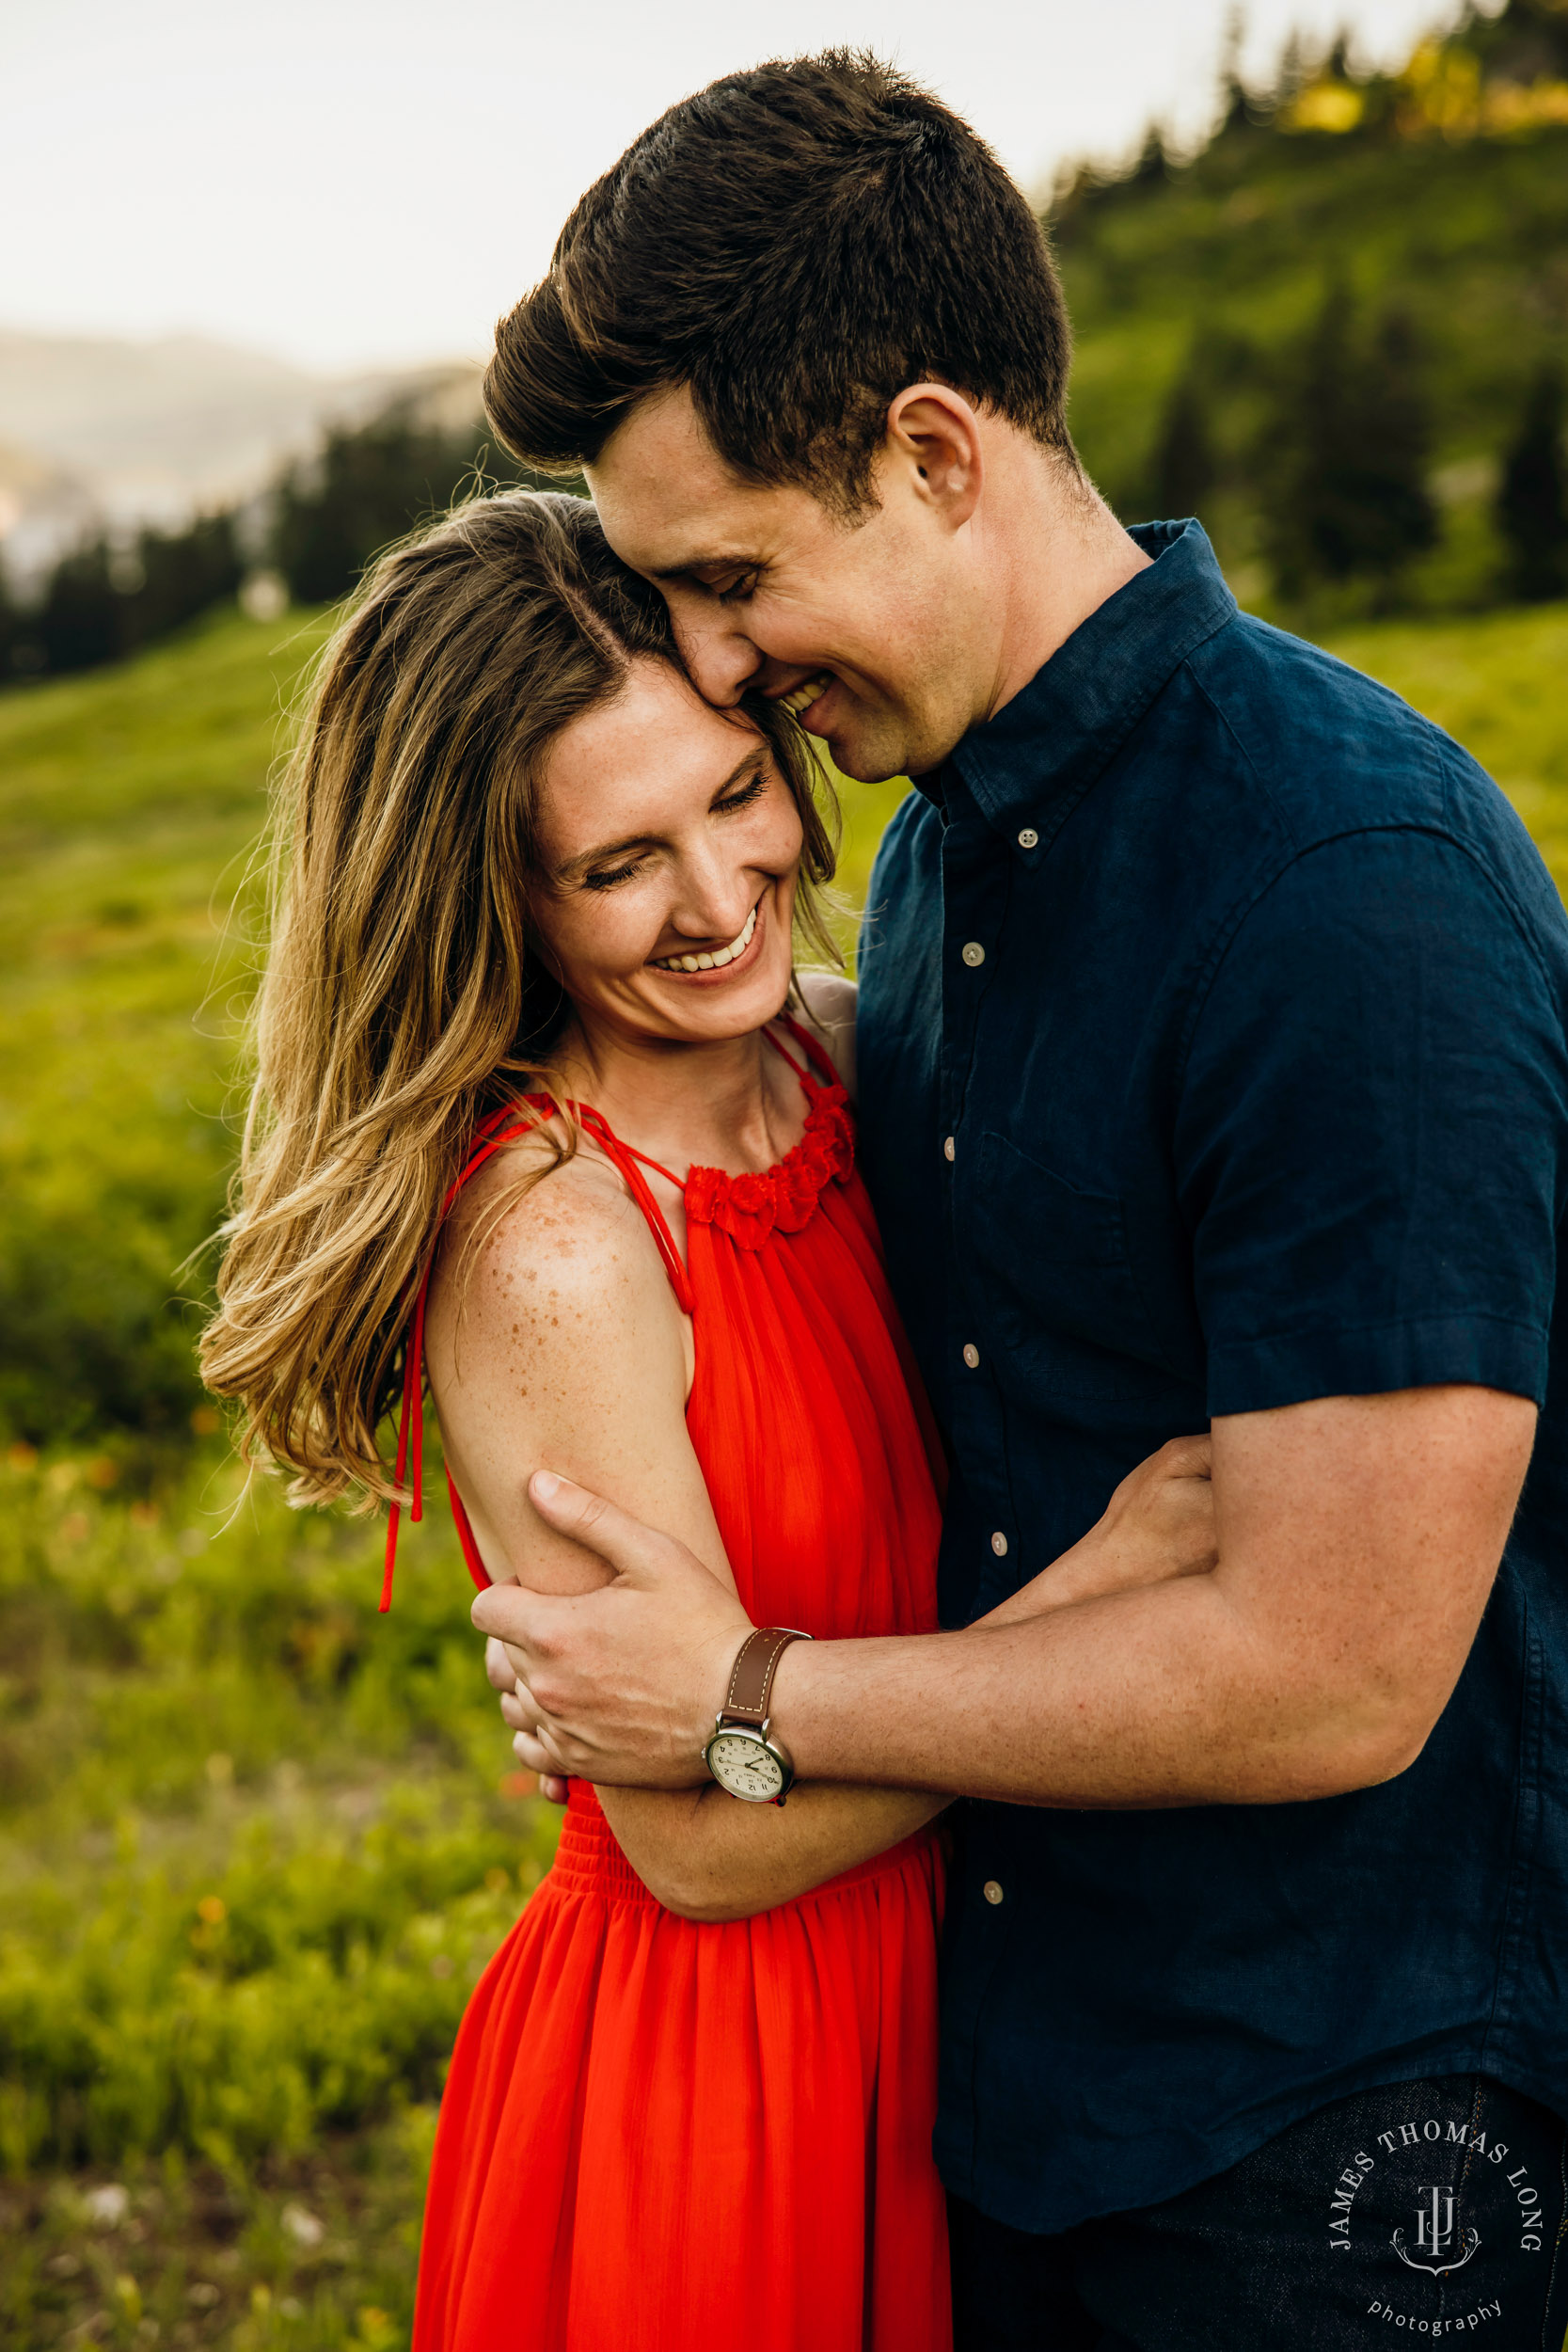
left=668, top=855, right=757, bottom=945
left=670, top=889, right=755, bottom=945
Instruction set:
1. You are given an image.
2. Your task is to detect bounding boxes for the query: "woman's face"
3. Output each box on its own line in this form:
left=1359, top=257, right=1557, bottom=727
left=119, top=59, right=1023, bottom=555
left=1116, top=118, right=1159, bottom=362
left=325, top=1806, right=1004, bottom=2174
left=531, top=658, right=805, bottom=1051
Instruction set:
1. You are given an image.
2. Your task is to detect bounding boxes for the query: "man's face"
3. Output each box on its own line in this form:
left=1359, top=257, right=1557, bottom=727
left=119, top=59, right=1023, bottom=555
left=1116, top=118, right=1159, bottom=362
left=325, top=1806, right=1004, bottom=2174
left=586, top=387, right=988, bottom=782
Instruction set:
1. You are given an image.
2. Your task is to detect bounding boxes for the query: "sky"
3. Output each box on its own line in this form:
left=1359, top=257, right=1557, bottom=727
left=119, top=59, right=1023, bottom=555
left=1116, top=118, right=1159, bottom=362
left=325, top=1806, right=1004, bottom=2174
left=1, top=0, right=1474, bottom=376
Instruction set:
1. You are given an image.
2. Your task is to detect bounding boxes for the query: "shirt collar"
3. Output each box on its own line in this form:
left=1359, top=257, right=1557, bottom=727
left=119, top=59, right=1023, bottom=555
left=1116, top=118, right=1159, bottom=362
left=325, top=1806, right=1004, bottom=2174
left=938, top=520, right=1237, bottom=833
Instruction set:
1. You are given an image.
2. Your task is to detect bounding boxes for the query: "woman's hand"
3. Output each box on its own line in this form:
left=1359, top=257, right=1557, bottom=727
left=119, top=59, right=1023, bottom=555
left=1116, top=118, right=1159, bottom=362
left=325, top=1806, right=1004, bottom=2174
left=980, top=1435, right=1214, bottom=1627
left=487, top=1631, right=568, bottom=1803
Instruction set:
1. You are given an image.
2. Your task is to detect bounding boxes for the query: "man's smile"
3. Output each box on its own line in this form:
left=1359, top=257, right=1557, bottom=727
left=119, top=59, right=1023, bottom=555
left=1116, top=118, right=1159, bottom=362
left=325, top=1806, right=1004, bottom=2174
left=775, top=672, right=833, bottom=717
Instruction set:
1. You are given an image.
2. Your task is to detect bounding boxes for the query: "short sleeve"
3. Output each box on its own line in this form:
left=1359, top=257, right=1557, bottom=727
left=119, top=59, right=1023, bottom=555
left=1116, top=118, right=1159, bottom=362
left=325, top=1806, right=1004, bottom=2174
left=1178, top=829, right=1568, bottom=1418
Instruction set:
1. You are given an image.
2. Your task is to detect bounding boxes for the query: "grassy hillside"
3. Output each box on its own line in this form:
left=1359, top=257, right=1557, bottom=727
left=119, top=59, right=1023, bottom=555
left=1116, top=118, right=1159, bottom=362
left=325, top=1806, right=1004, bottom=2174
left=1057, top=0, right=1568, bottom=609
left=2, top=589, right=1565, bottom=2347
left=0, top=611, right=325, bottom=1451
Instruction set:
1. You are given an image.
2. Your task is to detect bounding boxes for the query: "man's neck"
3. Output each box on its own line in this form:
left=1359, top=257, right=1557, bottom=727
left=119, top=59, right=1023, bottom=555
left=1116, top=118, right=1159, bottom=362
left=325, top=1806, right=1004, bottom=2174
left=980, top=443, right=1153, bottom=726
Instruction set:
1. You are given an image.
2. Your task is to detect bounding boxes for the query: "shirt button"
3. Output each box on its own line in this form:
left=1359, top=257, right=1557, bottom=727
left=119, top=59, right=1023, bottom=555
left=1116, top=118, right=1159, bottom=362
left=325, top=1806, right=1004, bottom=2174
left=961, top=941, right=986, bottom=967
left=1017, top=827, right=1038, bottom=850
left=943, top=1136, right=956, bottom=1162
left=990, top=1531, right=1008, bottom=1557
left=983, top=1880, right=1005, bottom=1905
left=962, top=1343, right=980, bottom=1369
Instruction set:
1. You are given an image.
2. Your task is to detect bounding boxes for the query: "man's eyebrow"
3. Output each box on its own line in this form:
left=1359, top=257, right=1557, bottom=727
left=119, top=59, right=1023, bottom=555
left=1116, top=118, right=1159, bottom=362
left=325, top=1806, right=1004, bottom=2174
left=555, top=750, right=768, bottom=882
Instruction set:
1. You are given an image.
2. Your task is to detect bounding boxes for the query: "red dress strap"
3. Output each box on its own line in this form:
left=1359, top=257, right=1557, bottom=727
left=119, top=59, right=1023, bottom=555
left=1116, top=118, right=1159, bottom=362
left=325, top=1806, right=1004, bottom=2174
left=380, top=1091, right=695, bottom=1613
left=573, top=1105, right=693, bottom=1312
left=768, top=1010, right=840, bottom=1090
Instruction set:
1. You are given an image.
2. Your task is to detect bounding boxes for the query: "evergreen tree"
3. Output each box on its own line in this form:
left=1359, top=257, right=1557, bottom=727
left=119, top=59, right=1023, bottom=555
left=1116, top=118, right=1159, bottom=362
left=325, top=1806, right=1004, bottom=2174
left=0, top=559, right=18, bottom=677
left=1497, top=363, right=1568, bottom=604
left=37, top=538, right=121, bottom=675
left=270, top=408, right=510, bottom=606
left=1151, top=368, right=1216, bottom=520
left=118, top=513, right=244, bottom=651
left=1262, top=286, right=1436, bottom=601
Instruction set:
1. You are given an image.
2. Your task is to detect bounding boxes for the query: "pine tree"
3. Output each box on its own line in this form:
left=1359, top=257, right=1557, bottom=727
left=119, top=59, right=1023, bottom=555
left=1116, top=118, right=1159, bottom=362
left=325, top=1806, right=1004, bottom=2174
left=1151, top=369, right=1216, bottom=521
left=119, top=513, right=244, bottom=651
left=37, top=538, right=121, bottom=675
left=1497, top=363, right=1568, bottom=604
left=0, top=557, right=18, bottom=677
left=270, top=409, right=499, bottom=606
left=1262, top=286, right=1436, bottom=601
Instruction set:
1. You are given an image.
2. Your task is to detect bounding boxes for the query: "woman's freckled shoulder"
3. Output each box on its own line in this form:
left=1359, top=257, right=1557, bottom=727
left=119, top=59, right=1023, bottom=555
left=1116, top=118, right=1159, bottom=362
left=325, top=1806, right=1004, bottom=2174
left=443, top=1145, right=655, bottom=1337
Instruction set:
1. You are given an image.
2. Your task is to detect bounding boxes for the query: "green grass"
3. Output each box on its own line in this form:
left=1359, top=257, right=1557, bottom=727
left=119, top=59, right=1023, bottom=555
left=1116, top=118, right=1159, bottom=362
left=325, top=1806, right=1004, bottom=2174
left=0, top=1442, right=562, bottom=2349
left=0, top=606, right=335, bottom=1452
left=2, top=590, right=1566, bottom=2346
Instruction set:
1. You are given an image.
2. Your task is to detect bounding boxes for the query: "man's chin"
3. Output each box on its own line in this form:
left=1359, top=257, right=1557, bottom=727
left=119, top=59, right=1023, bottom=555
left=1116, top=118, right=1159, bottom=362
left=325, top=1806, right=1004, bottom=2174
left=812, top=716, right=910, bottom=787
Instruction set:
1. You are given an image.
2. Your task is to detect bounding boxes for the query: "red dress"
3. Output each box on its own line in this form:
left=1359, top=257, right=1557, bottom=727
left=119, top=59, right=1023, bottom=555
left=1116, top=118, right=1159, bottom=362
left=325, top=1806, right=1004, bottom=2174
left=406, top=1022, right=950, bottom=2352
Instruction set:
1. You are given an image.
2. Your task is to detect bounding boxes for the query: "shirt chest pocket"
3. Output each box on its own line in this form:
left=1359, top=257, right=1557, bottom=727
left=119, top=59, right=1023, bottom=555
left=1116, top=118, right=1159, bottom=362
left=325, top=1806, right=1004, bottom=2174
left=965, top=1129, right=1177, bottom=1401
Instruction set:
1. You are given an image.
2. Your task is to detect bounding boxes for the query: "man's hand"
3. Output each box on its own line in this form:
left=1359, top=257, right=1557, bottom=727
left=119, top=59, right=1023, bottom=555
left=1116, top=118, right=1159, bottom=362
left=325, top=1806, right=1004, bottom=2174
left=471, top=1470, right=752, bottom=1788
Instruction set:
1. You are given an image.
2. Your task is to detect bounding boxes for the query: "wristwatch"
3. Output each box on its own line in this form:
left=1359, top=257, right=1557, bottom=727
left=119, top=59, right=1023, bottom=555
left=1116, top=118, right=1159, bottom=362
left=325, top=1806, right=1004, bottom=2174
left=703, top=1626, right=814, bottom=1804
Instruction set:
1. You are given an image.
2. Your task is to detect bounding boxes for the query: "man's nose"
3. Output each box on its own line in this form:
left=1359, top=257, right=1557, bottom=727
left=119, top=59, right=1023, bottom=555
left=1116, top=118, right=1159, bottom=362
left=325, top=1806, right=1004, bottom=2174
left=673, top=609, right=762, bottom=707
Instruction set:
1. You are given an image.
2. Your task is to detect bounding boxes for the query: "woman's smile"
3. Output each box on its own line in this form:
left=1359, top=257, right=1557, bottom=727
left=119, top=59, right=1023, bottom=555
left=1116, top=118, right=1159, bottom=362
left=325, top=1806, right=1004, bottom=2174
left=649, top=892, right=765, bottom=980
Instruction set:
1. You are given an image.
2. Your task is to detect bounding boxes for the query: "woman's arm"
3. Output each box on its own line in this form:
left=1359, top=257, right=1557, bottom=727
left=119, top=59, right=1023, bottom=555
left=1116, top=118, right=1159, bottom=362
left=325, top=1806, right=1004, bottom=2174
left=426, top=1137, right=947, bottom=1919
left=594, top=1779, right=948, bottom=1923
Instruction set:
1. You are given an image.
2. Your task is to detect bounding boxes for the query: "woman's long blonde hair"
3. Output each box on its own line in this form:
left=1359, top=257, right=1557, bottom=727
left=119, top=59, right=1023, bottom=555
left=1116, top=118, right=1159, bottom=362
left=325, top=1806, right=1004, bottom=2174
left=200, top=490, right=839, bottom=1510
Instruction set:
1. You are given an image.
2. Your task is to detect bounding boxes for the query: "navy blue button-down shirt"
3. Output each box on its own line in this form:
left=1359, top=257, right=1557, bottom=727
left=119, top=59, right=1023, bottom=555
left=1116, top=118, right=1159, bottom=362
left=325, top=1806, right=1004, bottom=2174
left=857, top=521, right=1568, bottom=2233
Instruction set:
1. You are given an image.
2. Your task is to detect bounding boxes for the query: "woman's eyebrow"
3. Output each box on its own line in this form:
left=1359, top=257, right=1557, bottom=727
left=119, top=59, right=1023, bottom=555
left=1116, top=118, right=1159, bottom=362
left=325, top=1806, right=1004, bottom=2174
left=554, top=828, right=657, bottom=883
left=556, top=752, right=767, bottom=882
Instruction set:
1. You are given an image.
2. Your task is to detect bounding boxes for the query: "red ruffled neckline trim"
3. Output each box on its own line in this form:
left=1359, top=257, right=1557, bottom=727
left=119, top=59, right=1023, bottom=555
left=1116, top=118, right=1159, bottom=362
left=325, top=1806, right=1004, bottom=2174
left=684, top=1083, right=855, bottom=1250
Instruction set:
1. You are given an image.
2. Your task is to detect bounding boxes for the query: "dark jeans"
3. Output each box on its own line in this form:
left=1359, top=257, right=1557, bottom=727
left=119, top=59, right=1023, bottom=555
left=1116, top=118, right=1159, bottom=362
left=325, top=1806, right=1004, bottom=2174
left=951, top=2075, right=1568, bottom=2351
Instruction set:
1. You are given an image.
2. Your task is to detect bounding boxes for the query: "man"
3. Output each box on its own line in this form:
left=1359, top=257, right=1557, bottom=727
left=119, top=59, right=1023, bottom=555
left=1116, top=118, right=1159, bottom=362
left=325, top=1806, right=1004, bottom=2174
left=473, top=53, right=1568, bottom=2348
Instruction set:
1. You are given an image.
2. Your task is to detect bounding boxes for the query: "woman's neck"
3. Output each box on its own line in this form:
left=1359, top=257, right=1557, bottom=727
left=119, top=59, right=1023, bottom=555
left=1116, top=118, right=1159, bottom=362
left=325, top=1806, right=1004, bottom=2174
left=548, top=1009, right=806, bottom=1178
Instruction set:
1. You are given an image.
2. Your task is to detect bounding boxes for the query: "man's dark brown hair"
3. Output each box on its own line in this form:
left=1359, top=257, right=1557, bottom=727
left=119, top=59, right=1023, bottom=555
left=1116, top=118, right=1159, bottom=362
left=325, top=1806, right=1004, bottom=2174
left=483, top=50, right=1076, bottom=514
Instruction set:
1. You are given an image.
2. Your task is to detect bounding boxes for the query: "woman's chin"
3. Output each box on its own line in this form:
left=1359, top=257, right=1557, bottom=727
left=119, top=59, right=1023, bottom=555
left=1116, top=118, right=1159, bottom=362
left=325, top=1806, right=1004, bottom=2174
left=603, top=948, right=792, bottom=1044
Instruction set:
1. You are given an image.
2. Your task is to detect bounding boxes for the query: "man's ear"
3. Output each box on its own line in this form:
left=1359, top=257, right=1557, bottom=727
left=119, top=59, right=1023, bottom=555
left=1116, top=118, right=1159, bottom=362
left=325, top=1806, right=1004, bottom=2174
left=883, top=384, right=984, bottom=530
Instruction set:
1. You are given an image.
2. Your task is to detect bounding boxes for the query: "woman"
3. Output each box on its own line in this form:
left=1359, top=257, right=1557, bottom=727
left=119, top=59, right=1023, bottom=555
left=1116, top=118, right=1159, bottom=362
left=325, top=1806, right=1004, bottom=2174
left=202, top=490, right=1214, bottom=2351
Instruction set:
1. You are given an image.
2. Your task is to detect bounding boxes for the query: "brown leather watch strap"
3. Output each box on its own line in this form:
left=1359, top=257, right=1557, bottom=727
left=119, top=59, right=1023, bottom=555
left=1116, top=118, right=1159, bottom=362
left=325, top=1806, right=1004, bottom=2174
left=719, top=1626, right=813, bottom=1728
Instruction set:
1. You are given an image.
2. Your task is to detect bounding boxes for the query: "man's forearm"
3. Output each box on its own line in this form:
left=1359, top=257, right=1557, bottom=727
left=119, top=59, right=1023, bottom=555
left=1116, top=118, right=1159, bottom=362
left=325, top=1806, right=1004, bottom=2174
left=489, top=1395, right=1521, bottom=1807
left=767, top=1574, right=1414, bottom=1809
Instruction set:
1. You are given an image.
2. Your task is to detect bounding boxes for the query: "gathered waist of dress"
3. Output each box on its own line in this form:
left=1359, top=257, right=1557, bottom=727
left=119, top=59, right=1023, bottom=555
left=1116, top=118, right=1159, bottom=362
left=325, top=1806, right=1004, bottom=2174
left=543, top=1780, right=944, bottom=1911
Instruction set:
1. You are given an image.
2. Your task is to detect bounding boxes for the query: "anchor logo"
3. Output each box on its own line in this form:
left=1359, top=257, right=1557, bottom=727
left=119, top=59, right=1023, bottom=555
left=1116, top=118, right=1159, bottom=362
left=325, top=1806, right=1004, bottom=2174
left=1391, top=2187, right=1481, bottom=2277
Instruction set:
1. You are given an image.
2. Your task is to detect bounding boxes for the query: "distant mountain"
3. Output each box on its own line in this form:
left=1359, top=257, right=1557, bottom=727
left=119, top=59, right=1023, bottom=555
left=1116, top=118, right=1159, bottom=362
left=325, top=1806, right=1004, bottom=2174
left=0, top=330, right=481, bottom=580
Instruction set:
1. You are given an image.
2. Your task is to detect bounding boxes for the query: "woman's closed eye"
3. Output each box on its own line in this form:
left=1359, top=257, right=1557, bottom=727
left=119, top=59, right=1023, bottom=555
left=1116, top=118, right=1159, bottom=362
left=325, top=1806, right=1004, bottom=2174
left=578, top=772, right=767, bottom=890
left=581, top=853, right=650, bottom=893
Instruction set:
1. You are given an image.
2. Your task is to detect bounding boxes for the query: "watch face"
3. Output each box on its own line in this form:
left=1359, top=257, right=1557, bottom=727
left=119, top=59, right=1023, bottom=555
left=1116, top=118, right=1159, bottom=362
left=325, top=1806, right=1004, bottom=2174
left=705, top=1729, right=785, bottom=1803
